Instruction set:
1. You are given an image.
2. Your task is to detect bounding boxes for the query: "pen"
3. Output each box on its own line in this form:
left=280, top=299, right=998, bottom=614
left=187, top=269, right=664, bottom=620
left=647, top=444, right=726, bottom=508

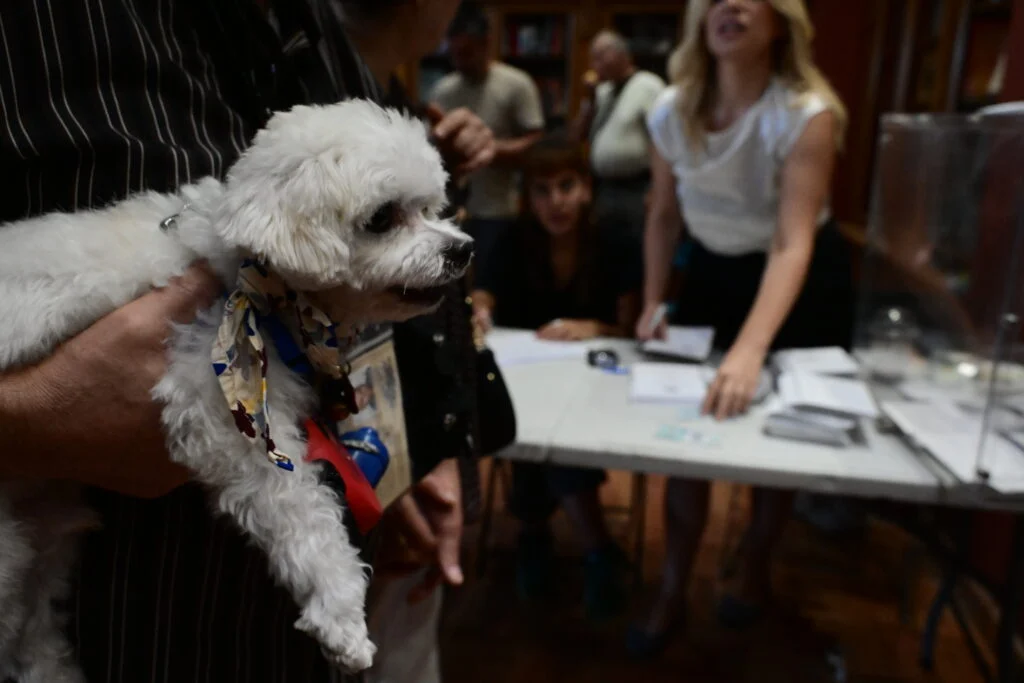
left=647, top=303, right=668, bottom=336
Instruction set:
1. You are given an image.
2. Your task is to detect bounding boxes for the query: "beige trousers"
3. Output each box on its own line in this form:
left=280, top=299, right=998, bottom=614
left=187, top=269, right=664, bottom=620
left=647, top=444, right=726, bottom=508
left=365, top=570, right=443, bottom=683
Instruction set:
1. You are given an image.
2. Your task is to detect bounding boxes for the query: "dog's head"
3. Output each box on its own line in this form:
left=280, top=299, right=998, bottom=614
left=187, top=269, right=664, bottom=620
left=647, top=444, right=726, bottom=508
left=216, top=100, right=473, bottom=323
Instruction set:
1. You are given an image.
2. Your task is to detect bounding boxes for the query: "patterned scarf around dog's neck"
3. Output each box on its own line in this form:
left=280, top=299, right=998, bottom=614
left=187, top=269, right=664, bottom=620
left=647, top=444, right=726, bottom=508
left=211, top=259, right=356, bottom=471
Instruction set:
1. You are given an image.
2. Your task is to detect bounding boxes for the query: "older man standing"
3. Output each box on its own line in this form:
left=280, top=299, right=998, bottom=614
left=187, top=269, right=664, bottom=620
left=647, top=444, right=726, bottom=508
left=573, top=30, right=665, bottom=247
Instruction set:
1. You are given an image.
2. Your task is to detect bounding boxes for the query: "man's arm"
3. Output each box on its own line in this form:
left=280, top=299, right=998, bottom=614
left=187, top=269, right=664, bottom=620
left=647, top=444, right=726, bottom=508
left=492, top=74, right=546, bottom=166
left=0, top=265, right=221, bottom=496
left=569, top=74, right=600, bottom=143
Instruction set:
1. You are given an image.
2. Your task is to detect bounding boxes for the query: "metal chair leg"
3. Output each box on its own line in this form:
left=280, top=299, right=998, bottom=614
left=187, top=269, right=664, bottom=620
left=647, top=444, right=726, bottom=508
left=628, top=472, right=648, bottom=588
left=996, top=515, right=1024, bottom=683
left=920, top=567, right=957, bottom=671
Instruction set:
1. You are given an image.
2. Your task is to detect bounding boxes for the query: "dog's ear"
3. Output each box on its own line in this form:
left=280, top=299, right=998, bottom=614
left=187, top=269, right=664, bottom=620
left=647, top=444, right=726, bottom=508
left=216, top=143, right=355, bottom=290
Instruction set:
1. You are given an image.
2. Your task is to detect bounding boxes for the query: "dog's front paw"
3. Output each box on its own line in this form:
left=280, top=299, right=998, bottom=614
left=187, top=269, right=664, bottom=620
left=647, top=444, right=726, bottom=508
left=295, top=599, right=376, bottom=673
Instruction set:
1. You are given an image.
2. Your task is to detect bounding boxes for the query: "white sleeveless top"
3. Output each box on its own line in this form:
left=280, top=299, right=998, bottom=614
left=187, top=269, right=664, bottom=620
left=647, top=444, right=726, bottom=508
left=646, top=79, right=833, bottom=256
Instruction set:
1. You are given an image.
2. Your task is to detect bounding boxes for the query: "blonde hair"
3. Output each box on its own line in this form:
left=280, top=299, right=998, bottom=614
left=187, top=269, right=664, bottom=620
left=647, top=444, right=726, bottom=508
left=667, top=0, right=847, bottom=151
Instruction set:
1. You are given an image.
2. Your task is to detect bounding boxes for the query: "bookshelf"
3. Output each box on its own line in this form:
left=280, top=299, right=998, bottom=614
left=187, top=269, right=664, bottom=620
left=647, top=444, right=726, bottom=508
left=408, top=3, right=688, bottom=130
left=499, top=11, right=575, bottom=127
left=609, top=10, right=684, bottom=82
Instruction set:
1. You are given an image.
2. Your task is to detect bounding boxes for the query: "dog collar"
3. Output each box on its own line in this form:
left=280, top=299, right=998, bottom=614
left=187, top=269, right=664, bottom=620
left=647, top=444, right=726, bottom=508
left=211, top=258, right=357, bottom=471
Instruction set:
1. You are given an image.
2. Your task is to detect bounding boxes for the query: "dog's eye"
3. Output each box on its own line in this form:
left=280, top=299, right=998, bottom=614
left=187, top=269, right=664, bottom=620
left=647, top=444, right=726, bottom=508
left=365, top=202, right=398, bottom=235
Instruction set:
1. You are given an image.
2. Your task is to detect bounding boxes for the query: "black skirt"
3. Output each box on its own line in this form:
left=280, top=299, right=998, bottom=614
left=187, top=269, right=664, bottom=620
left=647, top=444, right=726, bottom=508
left=673, top=221, right=855, bottom=352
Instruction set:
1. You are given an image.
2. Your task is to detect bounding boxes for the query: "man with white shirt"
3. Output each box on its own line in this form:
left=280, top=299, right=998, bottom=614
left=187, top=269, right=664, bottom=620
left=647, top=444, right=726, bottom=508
left=574, top=31, right=665, bottom=246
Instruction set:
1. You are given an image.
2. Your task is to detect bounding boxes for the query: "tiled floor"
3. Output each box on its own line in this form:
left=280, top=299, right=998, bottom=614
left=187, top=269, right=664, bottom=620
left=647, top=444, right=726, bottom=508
left=438, top=467, right=987, bottom=682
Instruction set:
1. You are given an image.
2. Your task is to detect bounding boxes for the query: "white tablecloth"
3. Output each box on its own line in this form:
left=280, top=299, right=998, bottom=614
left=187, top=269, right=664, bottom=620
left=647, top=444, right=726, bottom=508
left=491, top=329, right=946, bottom=504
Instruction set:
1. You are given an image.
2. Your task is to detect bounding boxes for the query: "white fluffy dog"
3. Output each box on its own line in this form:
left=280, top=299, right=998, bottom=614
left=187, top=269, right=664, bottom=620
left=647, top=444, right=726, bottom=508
left=0, top=99, right=473, bottom=681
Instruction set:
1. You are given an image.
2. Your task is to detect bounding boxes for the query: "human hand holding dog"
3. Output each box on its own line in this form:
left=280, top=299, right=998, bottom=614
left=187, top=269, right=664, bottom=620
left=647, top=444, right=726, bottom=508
left=375, top=458, right=463, bottom=603
left=426, top=104, right=496, bottom=179
left=0, top=263, right=223, bottom=497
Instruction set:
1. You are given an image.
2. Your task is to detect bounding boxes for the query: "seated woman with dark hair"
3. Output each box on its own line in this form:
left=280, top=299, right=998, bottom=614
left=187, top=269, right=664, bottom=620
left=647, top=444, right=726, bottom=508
left=472, top=134, right=641, bottom=617
left=473, top=134, right=642, bottom=339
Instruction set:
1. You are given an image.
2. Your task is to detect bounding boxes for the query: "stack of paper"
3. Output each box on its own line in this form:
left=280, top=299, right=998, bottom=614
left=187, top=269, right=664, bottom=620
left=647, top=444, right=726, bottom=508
left=630, top=363, right=708, bottom=404
left=763, top=403, right=860, bottom=447
left=777, top=371, right=880, bottom=418
left=487, top=329, right=589, bottom=368
left=883, top=400, right=1024, bottom=493
left=762, top=371, right=878, bottom=447
left=641, top=326, right=715, bottom=362
left=773, top=346, right=859, bottom=376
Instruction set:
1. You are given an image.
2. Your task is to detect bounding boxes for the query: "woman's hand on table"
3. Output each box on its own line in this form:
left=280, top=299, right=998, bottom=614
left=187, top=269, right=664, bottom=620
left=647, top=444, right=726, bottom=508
left=702, top=343, right=767, bottom=421
left=537, top=319, right=600, bottom=341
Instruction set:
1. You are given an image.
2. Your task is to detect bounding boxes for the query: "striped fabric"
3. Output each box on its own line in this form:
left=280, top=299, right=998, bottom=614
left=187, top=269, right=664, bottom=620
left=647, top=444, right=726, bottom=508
left=0, top=1, right=380, bottom=680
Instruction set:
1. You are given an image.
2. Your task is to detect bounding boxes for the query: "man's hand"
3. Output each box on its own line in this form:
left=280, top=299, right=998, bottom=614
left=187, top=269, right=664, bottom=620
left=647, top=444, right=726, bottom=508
left=425, top=104, right=496, bottom=179
left=375, top=458, right=464, bottom=604
left=0, top=263, right=223, bottom=497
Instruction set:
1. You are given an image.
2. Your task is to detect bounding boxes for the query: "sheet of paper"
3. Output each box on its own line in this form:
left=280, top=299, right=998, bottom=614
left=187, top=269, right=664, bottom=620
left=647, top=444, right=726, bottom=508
left=773, top=346, right=860, bottom=376
left=882, top=400, right=1024, bottom=493
left=487, top=329, right=590, bottom=368
left=641, top=326, right=715, bottom=362
left=778, top=371, right=880, bottom=419
left=630, top=362, right=708, bottom=404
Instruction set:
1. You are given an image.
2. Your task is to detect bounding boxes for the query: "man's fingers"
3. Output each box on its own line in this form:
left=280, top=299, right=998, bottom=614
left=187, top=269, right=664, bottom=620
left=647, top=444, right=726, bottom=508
left=415, top=475, right=458, bottom=509
left=433, top=108, right=470, bottom=139
left=434, top=511, right=464, bottom=587
left=425, top=103, right=446, bottom=126
left=164, top=262, right=223, bottom=322
left=390, top=495, right=438, bottom=557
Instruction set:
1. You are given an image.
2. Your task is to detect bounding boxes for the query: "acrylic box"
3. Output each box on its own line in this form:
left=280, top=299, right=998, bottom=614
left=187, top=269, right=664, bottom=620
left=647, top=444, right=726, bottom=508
left=852, top=110, right=1024, bottom=494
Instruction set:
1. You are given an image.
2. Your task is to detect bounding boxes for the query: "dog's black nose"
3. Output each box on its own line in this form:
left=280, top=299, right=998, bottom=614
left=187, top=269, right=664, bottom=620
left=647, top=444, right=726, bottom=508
left=443, top=241, right=474, bottom=272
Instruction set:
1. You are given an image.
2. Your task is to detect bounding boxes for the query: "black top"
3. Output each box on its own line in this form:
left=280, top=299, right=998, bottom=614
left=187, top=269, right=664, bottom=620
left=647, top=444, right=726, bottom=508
left=0, top=0, right=476, bottom=680
left=477, top=218, right=642, bottom=331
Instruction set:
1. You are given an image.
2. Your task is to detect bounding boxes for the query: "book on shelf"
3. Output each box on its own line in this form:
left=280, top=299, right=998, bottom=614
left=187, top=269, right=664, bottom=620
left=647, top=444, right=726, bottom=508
left=503, top=16, right=566, bottom=57
left=536, top=77, right=566, bottom=118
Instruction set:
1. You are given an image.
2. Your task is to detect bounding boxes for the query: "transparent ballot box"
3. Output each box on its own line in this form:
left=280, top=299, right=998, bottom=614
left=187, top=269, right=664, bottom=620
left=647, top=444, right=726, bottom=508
left=853, top=111, right=1024, bottom=495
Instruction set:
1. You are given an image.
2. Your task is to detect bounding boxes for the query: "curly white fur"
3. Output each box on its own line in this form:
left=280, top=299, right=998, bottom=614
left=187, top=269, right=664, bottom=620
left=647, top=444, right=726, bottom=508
left=0, top=99, right=472, bottom=680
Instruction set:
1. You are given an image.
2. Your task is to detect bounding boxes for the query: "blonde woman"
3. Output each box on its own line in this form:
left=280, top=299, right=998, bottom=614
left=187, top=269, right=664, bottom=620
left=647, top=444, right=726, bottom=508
left=630, top=0, right=854, bottom=655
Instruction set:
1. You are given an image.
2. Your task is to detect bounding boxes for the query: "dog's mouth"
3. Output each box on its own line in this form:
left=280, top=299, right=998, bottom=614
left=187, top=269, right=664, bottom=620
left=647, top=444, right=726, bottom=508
left=388, top=284, right=448, bottom=306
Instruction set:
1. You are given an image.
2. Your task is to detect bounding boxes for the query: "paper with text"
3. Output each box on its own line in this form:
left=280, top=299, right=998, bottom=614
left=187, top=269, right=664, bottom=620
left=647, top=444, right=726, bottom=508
left=488, top=329, right=590, bottom=368
left=778, top=371, right=880, bottom=419
left=642, top=326, right=715, bottom=362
